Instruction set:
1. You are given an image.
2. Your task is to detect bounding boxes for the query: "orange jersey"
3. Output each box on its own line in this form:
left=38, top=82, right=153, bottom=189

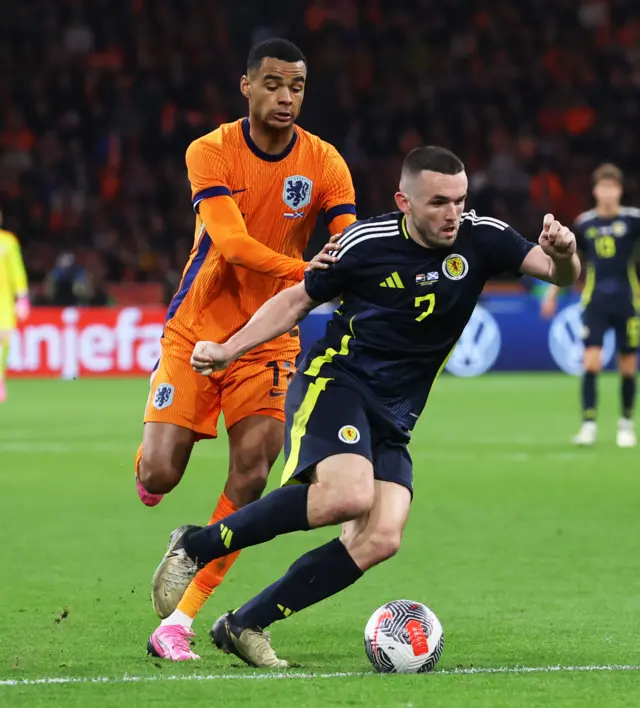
left=164, top=118, right=356, bottom=352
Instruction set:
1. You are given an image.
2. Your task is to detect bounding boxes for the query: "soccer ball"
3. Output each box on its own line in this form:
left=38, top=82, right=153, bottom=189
left=364, top=600, right=444, bottom=674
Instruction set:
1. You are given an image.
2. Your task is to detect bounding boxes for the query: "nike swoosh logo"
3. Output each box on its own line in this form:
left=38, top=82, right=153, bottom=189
left=270, top=391, right=286, bottom=398
left=232, top=188, right=248, bottom=194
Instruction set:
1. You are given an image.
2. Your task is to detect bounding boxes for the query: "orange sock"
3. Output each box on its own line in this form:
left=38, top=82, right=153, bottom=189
left=176, top=492, right=241, bottom=620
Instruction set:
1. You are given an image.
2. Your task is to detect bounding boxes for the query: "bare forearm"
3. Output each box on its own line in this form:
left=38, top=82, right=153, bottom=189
left=225, top=283, right=314, bottom=360
left=548, top=254, right=580, bottom=287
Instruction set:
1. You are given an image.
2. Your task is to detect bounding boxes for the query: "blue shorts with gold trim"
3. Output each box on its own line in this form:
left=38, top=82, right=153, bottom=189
left=280, top=372, right=413, bottom=495
left=582, top=303, right=639, bottom=353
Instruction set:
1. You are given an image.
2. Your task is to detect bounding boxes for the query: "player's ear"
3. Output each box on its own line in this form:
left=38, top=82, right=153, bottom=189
left=394, top=191, right=410, bottom=215
left=240, top=75, right=251, bottom=99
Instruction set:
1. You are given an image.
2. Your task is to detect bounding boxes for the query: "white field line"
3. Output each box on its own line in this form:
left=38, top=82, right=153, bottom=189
left=2, top=663, right=640, bottom=687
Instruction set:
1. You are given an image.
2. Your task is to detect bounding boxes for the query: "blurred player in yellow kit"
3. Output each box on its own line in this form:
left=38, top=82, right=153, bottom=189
left=0, top=213, right=30, bottom=402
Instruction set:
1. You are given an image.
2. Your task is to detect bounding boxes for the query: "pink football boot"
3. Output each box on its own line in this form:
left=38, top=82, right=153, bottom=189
left=147, top=625, right=200, bottom=662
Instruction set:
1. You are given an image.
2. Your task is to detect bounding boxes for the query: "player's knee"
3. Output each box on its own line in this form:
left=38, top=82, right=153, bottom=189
left=583, top=347, right=602, bottom=373
left=352, top=529, right=402, bottom=571
left=366, top=530, right=402, bottom=567
left=618, top=355, right=637, bottom=377
left=138, top=454, right=181, bottom=495
left=312, top=456, right=375, bottom=524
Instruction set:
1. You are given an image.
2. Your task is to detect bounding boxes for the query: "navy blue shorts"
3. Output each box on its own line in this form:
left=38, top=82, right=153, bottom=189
left=280, top=373, right=413, bottom=495
left=582, top=305, right=640, bottom=353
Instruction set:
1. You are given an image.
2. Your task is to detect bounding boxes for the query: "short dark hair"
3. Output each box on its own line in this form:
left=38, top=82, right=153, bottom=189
left=247, top=38, right=307, bottom=73
left=592, top=162, right=623, bottom=186
left=401, top=146, right=465, bottom=178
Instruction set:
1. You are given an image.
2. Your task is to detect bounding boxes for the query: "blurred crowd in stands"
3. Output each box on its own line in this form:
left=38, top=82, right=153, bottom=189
left=2, top=0, right=639, bottom=304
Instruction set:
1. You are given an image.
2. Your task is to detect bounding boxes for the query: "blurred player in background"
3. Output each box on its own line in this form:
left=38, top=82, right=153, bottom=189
left=142, top=38, right=357, bottom=660
left=0, top=212, right=30, bottom=403
left=152, top=146, right=580, bottom=667
left=541, top=164, right=640, bottom=447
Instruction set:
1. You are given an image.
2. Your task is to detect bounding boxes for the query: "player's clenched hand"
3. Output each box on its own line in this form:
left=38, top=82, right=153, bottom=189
left=191, top=341, right=232, bottom=376
left=305, top=241, right=341, bottom=272
left=538, top=213, right=576, bottom=260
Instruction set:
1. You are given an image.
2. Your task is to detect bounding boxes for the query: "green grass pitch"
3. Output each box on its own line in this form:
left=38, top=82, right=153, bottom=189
left=1, top=374, right=639, bottom=707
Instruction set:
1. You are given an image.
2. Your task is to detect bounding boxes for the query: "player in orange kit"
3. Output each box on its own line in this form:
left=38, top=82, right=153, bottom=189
left=141, top=39, right=357, bottom=661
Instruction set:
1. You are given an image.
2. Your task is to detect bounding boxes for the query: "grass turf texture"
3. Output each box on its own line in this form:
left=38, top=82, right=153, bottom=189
left=1, top=374, right=639, bottom=707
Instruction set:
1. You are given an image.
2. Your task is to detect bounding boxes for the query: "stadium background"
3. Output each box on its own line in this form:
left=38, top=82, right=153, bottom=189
left=2, top=0, right=639, bottom=377
left=4, top=0, right=640, bottom=377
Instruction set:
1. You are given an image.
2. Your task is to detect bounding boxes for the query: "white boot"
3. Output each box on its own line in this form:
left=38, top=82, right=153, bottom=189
left=572, top=421, right=596, bottom=446
left=616, top=418, right=637, bottom=448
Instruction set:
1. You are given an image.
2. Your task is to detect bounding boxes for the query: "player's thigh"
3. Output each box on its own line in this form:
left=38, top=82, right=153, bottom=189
left=581, top=308, right=605, bottom=371
left=341, top=437, right=413, bottom=551
left=228, top=415, right=285, bottom=472
left=222, top=350, right=296, bottom=466
left=279, top=373, right=376, bottom=518
left=225, top=415, right=285, bottom=504
left=613, top=312, right=640, bottom=359
left=583, top=347, right=603, bottom=372
left=282, top=373, right=374, bottom=490
left=341, top=480, right=412, bottom=572
left=144, top=342, right=223, bottom=440
left=618, top=352, right=638, bottom=377
left=140, top=422, right=198, bottom=485
left=309, top=452, right=375, bottom=522
left=221, top=349, right=298, bottom=432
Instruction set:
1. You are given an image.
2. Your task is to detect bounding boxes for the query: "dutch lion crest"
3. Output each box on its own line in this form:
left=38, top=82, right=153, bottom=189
left=283, top=175, right=312, bottom=211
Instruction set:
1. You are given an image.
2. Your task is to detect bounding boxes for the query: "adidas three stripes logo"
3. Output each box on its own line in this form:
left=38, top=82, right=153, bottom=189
left=379, top=271, right=404, bottom=288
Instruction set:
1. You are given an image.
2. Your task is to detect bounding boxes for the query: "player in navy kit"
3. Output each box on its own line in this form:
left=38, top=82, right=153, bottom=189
left=151, top=146, right=580, bottom=668
left=541, top=164, right=640, bottom=447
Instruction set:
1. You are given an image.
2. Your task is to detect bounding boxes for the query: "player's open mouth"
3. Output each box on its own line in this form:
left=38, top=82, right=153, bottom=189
left=442, top=226, right=456, bottom=236
left=273, top=112, right=292, bottom=122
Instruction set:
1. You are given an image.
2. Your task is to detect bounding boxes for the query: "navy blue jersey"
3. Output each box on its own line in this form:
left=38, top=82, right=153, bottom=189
left=575, top=207, right=640, bottom=311
left=303, top=210, right=535, bottom=434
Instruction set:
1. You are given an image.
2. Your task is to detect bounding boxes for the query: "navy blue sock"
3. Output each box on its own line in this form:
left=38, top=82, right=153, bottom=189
left=185, top=484, right=310, bottom=566
left=233, top=538, right=363, bottom=630
left=622, top=375, right=636, bottom=419
left=582, top=372, right=597, bottom=421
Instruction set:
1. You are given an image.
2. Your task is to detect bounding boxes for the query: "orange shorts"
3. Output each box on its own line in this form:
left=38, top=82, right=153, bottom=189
left=144, top=338, right=298, bottom=439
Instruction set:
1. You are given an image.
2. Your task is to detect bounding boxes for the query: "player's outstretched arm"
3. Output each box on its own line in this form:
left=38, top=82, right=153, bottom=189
left=540, top=284, right=560, bottom=319
left=192, top=282, right=317, bottom=374
left=520, top=214, right=581, bottom=287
